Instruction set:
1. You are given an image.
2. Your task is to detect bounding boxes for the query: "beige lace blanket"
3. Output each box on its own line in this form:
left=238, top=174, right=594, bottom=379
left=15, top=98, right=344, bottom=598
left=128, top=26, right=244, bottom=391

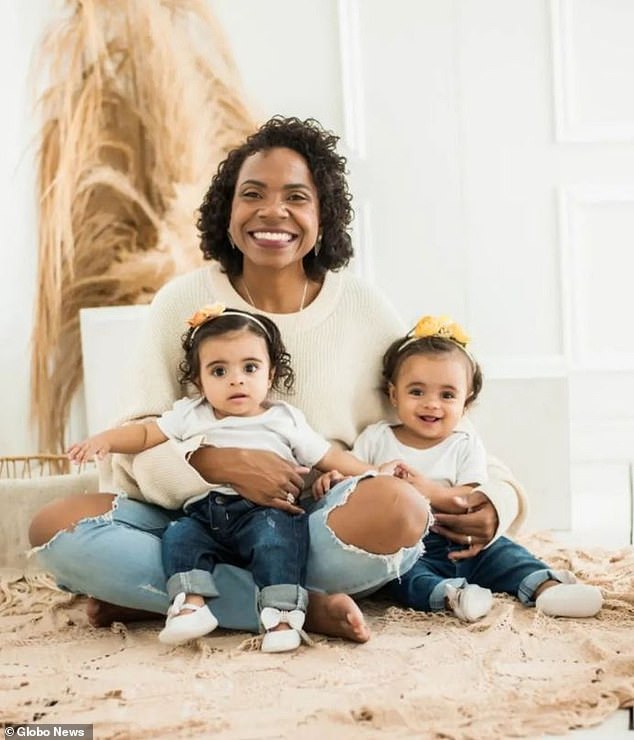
left=1, top=534, right=633, bottom=739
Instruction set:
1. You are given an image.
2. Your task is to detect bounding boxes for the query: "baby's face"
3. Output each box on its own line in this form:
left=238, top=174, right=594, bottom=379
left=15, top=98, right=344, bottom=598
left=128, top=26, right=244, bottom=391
left=196, top=329, right=272, bottom=418
left=389, top=352, right=471, bottom=447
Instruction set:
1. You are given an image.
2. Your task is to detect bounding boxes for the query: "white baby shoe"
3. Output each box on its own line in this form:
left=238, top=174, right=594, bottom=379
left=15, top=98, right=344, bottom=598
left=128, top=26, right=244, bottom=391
left=446, top=583, right=493, bottom=622
left=158, top=592, right=218, bottom=645
left=535, top=583, right=603, bottom=618
left=260, top=607, right=307, bottom=653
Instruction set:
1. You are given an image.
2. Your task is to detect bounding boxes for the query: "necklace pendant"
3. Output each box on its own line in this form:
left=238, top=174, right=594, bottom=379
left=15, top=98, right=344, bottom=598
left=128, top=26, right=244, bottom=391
left=242, top=277, right=309, bottom=313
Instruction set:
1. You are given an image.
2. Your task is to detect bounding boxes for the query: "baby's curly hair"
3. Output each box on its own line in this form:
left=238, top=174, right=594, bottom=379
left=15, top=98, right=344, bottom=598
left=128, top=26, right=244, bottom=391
left=381, top=335, right=483, bottom=407
left=197, top=116, right=354, bottom=280
left=179, top=310, right=294, bottom=394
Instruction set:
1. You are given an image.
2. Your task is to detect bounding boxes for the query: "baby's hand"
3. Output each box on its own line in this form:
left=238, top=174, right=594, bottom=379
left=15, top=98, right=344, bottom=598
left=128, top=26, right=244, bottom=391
left=388, top=461, right=446, bottom=502
left=67, top=434, right=112, bottom=464
left=312, top=470, right=345, bottom=500
left=377, top=459, right=407, bottom=477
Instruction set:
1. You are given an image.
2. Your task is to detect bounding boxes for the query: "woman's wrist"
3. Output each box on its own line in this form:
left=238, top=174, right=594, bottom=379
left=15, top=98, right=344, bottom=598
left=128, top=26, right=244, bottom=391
left=188, top=446, right=242, bottom=484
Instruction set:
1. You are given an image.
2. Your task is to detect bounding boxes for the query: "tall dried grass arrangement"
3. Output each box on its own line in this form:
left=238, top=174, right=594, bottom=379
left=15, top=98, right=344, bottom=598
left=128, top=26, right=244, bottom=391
left=31, top=0, right=257, bottom=453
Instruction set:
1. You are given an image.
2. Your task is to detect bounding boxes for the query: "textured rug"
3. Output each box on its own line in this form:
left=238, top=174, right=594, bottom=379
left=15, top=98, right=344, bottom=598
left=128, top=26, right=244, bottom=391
left=1, top=534, right=633, bottom=739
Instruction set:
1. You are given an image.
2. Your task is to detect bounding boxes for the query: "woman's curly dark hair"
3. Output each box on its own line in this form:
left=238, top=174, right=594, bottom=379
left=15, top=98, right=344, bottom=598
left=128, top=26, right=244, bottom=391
left=179, top=309, right=294, bottom=394
left=197, top=116, right=354, bottom=280
left=381, top=335, right=483, bottom=407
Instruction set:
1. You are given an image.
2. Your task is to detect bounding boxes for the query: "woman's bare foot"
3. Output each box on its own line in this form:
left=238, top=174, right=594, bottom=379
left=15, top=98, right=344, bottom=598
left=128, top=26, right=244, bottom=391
left=305, top=592, right=370, bottom=643
left=88, top=593, right=370, bottom=641
left=86, top=598, right=160, bottom=628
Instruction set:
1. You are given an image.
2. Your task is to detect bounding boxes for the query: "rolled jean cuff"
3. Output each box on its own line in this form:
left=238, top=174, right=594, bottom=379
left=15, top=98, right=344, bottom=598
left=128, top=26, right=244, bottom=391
left=166, top=569, right=219, bottom=602
left=259, top=584, right=308, bottom=613
left=429, top=577, right=466, bottom=611
left=517, top=568, right=576, bottom=605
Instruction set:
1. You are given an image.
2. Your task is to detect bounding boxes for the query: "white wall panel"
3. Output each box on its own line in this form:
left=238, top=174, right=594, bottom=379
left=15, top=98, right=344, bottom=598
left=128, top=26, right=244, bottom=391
left=355, top=0, right=467, bottom=326
left=336, top=0, right=366, bottom=159
left=559, top=187, right=634, bottom=368
left=572, top=420, right=634, bottom=463
left=0, top=0, right=52, bottom=455
left=570, top=371, right=634, bottom=420
left=459, top=1, right=563, bottom=360
left=552, top=0, right=634, bottom=143
left=569, top=462, right=632, bottom=546
left=213, top=0, right=343, bottom=134
left=470, top=378, right=571, bottom=531
left=335, top=0, right=372, bottom=282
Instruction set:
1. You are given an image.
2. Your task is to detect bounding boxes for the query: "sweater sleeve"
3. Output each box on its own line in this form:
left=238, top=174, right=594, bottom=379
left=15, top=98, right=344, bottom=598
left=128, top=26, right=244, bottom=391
left=98, top=269, right=216, bottom=504
left=456, top=415, right=527, bottom=539
left=474, top=454, right=528, bottom=541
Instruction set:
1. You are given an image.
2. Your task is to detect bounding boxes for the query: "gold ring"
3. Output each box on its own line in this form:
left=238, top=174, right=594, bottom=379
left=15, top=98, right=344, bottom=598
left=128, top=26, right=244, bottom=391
left=285, top=492, right=295, bottom=504
left=467, top=535, right=473, bottom=546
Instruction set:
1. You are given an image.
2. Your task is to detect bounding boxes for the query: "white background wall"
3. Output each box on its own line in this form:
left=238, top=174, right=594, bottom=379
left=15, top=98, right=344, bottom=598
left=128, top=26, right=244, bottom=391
left=2, top=0, right=633, bottom=541
left=0, top=0, right=53, bottom=457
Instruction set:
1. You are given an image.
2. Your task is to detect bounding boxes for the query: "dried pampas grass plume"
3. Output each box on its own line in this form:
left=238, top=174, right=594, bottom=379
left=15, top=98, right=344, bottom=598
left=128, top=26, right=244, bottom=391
left=31, top=0, right=257, bottom=453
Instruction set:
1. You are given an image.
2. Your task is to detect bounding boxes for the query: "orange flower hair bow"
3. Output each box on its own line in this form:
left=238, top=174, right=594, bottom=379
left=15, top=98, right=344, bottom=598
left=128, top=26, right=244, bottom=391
left=186, top=302, right=226, bottom=329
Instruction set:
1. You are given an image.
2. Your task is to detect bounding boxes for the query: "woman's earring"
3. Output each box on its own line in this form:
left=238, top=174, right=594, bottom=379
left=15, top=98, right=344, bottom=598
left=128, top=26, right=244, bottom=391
left=227, top=230, right=237, bottom=250
left=314, top=229, right=323, bottom=256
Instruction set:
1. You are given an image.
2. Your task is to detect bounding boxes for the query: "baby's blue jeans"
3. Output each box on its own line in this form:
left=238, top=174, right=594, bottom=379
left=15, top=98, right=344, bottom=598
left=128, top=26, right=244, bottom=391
left=383, top=533, right=575, bottom=611
left=162, top=494, right=309, bottom=612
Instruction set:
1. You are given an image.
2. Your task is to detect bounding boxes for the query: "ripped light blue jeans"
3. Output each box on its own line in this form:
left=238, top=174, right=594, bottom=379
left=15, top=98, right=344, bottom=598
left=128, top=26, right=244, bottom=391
left=33, top=474, right=425, bottom=633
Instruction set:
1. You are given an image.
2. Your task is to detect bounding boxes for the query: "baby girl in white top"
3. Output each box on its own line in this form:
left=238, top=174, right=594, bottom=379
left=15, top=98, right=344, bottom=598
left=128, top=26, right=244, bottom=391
left=68, top=304, right=398, bottom=652
left=342, top=315, right=603, bottom=621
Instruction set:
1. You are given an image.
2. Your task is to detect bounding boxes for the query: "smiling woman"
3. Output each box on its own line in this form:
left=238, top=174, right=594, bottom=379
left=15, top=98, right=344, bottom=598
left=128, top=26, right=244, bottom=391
left=28, top=116, right=525, bottom=644
left=229, top=147, right=321, bottom=312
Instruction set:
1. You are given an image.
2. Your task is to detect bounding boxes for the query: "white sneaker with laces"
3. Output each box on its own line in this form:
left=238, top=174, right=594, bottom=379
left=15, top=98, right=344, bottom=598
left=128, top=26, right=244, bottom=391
left=445, top=583, right=493, bottom=622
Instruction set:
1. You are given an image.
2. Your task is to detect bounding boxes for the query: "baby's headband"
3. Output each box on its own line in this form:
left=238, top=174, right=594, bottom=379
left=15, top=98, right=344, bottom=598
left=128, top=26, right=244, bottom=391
left=186, top=303, right=272, bottom=342
left=398, top=315, right=476, bottom=369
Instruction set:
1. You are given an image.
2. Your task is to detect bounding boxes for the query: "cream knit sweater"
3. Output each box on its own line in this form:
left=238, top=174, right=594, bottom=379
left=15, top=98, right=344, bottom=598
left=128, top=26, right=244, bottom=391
left=100, top=262, right=526, bottom=536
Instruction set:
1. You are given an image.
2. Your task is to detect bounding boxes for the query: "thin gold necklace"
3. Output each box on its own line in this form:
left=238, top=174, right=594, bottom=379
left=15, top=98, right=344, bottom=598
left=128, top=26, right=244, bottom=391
left=242, top=278, right=309, bottom=312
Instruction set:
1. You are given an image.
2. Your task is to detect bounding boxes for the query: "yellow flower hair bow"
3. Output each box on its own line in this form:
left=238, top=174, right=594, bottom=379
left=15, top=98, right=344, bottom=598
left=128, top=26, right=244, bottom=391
left=411, top=315, right=470, bottom=347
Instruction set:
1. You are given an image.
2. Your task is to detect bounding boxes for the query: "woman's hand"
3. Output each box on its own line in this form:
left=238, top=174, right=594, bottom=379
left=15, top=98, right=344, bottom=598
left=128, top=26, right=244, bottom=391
left=431, top=490, right=499, bottom=561
left=188, top=447, right=308, bottom=514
